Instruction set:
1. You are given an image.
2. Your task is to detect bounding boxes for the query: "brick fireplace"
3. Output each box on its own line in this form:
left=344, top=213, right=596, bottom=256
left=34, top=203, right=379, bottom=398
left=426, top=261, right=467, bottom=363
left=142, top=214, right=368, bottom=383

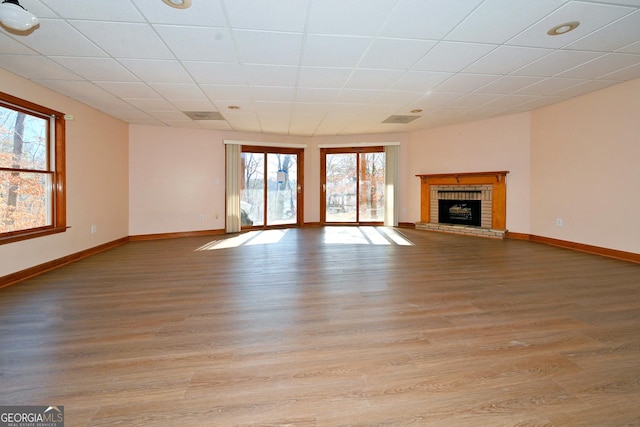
left=415, top=171, right=509, bottom=239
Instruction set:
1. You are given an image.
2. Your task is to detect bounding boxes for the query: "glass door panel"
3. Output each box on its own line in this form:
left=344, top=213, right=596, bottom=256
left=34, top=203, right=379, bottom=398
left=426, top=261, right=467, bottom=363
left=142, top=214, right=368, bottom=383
left=325, top=153, right=357, bottom=223
left=241, top=147, right=302, bottom=229
left=358, top=152, right=385, bottom=222
left=267, top=153, right=297, bottom=226
left=241, top=152, right=264, bottom=227
left=322, top=148, right=385, bottom=224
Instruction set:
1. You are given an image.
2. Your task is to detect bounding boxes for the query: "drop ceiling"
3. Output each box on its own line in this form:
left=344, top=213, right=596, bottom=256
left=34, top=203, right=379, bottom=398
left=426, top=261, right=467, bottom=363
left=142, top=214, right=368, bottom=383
left=1, top=0, right=639, bottom=136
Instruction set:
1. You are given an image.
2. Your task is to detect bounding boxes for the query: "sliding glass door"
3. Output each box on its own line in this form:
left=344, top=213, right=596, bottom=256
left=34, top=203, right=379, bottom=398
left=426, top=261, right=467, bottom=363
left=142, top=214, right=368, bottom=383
left=241, top=146, right=303, bottom=228
left=321, top=147, right=385, bottom=224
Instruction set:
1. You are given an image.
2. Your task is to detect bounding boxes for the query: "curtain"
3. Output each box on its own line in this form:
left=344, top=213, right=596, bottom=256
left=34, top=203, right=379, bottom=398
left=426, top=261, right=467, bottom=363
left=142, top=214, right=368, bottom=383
left=384, top=144, right=398, bottom=227
left=225, top=143, right=241, bottom=233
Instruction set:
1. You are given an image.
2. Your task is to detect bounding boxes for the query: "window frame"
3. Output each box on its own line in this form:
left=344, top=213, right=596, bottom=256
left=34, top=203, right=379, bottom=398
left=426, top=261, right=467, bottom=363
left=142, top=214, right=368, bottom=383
left=0, top=91, right=66, bottom=244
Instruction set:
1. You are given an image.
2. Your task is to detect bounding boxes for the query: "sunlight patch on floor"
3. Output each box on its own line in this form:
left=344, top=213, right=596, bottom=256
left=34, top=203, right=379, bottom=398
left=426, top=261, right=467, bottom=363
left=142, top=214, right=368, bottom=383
left=196, top=229, right=288, bottom=251
left=323, top=227, right=413, bottom=246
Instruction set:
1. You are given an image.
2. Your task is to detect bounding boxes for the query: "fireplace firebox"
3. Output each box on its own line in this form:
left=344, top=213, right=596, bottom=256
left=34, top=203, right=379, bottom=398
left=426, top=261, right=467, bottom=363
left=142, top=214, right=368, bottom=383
left=438, top=199, right=481, bottom=226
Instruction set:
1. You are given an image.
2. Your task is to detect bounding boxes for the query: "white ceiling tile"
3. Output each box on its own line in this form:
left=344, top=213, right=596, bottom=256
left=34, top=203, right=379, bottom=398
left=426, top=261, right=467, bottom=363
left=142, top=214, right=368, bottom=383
left=132, top=0, right=227, bottom=26
left=39, top=0, right=144, bottom=21
left=201, top=85, right=253, bottom=101
left=225, top=0, right=308, bottom=32
left=0, top=33, right=37, bottom=54
left=481, top=95, right=540, bottom=108
left=251, top=87, right=297, bottom=102
left=0, top=55, right=81, bottom=80
left=308, top=0, right=397, bottom=36
left=391, top=71, right=453, bottom=91
left=95, top=82, right=162, bottom=99
left=446, top=0, right=567, bottom=44
left=567, top=10, right=640, bottom=52
left=11, top=19, right=106, bottom=57
left=512, top=50, right=604, bottom=76
left=359, top=38, right=436, bottom=70
left=302, top=35, right=372, bottom=67
left=375, top=91, right=424, bottom=105
left=258, top=111, right=292, bottom=133
left=234, top=30, right=303, bottom=66
left=212, top=101, right=256, bottom=112
left=618, top=40, right=640, bottom=54
left=413, top=92, right=465, bottom=107
left=414, top=42, right=496, bottom=72
left=50, top=57, right=140, bottom=81
left=474, top=76, right=546, bottom=94
left=148, top=111, right=189, bottom=121
left=153, top=26, right=237, bottom=62
left=69, top=21, right=173, bottom=59
left=381, top=0, right=484, bottom=39
left=433, top=74, right=501, bottom=93
left=515, top=77, right=587, bottom=95
left=254, top=102, right=293, bottom=113
left=556, top=53, right=640, bottom=78
left=463, top=46, right=551, bottom=74
left=600, top=63, right=640, bottom=80
left=73, top=96, right=140, bottom=112
left=581, top=0, right=640, bottom=6
left=243, top=64, right=298, bottom=87
left=506, top=2, right=635, bottom=49
left=298, top=67, right=353, bottom=88
left=223, top=111, right=261, bottom=131
left=196, top=120, right=234, bottom=131
left=124, top=99, right=178, bottom=111
left=345, top=69, right=405, bottom=90
left=295, top=88, right=340, bottom=103
left=516, top=96, right=568, bottom=109
left=182, top=62, right=245, bottom=85
left=169, top=100, right=219, bottom=111
left=148, top=83, right=209, bottom=100
left=552, top=79, right=620, bottom=97
left=31, top=79, right=114, bottom=98
left=446, top=93, right=504, bottom=107
left=118, top=59, right=194, bottom=84
left=334, top=90, right=380, bottom=104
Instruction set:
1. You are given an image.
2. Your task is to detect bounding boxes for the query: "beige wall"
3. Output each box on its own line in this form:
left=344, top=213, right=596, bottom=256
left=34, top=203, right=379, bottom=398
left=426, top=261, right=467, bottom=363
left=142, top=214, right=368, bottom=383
left=0, top=69, right=129, bottom=278
left=128, top=126, right=409, bottom=234
left=406, top=113, right=532, bottom=233
left=531, top=79, right=640, bottom=254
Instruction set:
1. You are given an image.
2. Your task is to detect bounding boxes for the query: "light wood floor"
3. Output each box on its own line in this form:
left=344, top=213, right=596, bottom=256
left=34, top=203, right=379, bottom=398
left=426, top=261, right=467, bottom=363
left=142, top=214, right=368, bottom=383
left=1, top=227, right=639, bottom=426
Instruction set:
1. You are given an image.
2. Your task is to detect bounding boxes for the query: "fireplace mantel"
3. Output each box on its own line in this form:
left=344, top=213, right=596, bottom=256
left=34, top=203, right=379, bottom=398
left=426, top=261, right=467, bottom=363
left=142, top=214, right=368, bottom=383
left=416, top=171, right=509, bottom=231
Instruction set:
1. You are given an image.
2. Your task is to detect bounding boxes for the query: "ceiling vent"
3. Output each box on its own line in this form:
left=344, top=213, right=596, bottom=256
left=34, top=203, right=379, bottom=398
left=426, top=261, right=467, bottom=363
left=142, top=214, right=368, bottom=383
left=183, top=111, right=225, bottom=121
left=382, top=115, right=421, bottom=124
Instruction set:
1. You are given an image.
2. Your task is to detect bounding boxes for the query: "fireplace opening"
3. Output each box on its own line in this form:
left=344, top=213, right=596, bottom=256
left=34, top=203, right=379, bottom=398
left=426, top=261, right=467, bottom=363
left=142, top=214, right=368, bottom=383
left=438, top=199, right=481, bottom=226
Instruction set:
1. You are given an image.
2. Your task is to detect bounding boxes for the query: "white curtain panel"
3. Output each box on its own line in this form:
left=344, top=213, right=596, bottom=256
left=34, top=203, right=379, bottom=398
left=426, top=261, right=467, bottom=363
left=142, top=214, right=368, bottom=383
left=384, top=144, right=398, bottom=227
left=225, top=143, right=241, bottom=233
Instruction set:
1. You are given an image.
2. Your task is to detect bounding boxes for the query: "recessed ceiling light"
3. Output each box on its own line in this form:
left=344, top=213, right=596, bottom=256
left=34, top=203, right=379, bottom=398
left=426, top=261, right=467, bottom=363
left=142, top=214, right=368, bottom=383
left=161, top=0, right=192, bottom=9
left=547, top=21, right=580, bottom=36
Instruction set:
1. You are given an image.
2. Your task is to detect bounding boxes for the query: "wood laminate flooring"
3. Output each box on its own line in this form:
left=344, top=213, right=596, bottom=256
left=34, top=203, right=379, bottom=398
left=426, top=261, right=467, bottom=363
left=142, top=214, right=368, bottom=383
left=1, top=227, right=639, bottom=426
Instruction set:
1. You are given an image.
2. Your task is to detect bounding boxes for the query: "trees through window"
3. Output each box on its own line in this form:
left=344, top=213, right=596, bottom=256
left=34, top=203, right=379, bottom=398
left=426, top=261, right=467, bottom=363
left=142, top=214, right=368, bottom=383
left=0, top=91, right=66, bottom=244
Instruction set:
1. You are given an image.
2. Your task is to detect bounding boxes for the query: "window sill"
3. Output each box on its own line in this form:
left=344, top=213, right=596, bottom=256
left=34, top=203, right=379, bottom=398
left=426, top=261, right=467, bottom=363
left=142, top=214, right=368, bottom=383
left=0, top=226, right=69, bottom=245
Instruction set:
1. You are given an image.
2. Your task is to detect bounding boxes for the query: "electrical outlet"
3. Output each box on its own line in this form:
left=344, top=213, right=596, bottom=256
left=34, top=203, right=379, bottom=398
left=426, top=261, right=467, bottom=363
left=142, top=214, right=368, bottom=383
left=91, top=225, right=97, bottom=234
left=199, top=214, right=205, bottom=221
left=556, top=218, right=563, bottom=227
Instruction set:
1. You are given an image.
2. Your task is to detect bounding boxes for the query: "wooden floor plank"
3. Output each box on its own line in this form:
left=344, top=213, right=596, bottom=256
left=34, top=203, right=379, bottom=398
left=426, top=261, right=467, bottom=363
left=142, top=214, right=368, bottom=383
left=1, top=227, right=639, bottom=426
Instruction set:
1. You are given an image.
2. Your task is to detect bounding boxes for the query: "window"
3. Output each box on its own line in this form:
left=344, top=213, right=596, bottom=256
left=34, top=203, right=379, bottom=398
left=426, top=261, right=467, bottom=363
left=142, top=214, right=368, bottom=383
left=0, top=91, right=66, bottom=244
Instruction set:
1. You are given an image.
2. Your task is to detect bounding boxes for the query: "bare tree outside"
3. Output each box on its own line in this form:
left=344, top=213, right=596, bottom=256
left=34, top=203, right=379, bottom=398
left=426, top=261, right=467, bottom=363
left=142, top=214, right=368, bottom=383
left=0, top=105, right=50, bottom=233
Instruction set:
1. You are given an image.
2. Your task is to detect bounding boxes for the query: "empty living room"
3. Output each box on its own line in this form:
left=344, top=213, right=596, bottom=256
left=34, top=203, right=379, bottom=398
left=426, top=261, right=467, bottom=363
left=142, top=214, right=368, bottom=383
left=1, top=0, right=639, bottom=426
